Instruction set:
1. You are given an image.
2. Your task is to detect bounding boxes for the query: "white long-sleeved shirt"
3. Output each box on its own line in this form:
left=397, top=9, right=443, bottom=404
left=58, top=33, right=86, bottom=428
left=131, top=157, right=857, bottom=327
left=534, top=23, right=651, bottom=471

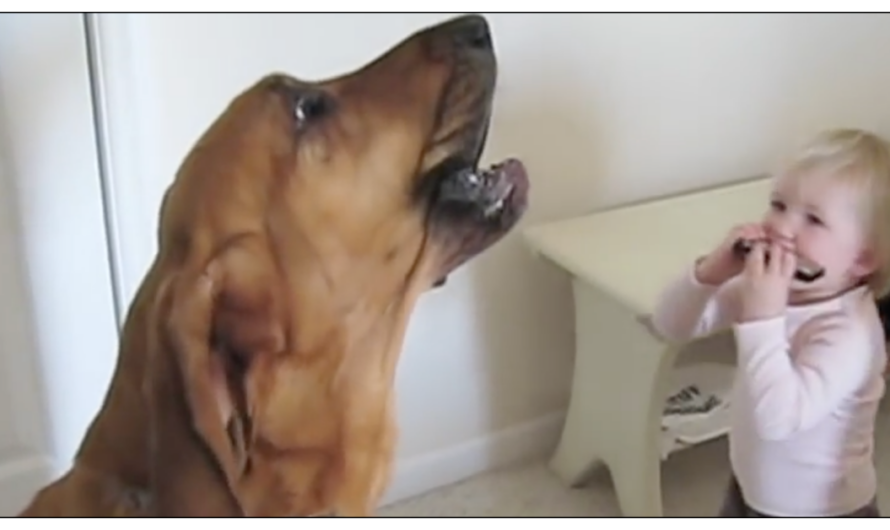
left=651, top=264, right=886, bottom=516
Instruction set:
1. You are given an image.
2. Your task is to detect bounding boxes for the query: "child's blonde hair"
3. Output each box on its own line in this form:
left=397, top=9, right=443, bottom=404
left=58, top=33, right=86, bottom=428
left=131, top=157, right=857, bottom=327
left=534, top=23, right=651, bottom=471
left=777, top=128, right=890, bottom=298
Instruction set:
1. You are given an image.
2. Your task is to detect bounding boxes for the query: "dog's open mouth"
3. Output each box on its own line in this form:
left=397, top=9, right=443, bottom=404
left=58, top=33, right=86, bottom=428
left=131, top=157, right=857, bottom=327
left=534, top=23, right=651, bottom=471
left=435, top=158, right=529, bottom=223
left=422, top=156, right=530, bottom=288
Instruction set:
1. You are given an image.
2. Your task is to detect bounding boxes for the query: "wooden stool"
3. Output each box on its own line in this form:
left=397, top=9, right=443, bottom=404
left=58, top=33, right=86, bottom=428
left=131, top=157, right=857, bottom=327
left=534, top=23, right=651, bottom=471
left=523, top=177, right=771, bottom=516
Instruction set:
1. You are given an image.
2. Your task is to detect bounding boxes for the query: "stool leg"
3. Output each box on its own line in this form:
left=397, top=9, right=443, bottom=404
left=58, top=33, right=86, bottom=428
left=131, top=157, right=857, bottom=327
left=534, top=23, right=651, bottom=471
left=607, top=451, right=663, bottom=517
left=549, top=381, right=603, bottom=486
left=548, top=280, right=679, bottom=516
left=603, top=388, right=665, bottom=517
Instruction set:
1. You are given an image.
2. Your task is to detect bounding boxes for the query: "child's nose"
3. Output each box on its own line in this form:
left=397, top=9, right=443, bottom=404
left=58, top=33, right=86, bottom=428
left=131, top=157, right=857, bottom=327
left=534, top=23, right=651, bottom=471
left=765, top=218, right=795, bottom=242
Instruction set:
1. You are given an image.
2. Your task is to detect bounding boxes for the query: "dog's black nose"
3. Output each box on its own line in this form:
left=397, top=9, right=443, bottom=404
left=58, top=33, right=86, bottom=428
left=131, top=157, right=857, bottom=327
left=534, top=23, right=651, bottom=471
left=450, top=15, right=492, bottom=50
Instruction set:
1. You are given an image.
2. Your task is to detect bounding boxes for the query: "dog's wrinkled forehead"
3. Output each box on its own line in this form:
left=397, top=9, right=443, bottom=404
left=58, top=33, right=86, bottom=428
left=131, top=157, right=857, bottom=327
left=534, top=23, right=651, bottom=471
left=229, top=16, right=495, bottom=151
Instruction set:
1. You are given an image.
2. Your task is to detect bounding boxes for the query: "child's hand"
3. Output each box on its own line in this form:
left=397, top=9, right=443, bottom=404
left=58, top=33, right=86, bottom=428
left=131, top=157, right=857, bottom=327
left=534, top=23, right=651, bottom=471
left=695, top=223, right=766, bottom=286
left=738, top=240, right=796, bottom=323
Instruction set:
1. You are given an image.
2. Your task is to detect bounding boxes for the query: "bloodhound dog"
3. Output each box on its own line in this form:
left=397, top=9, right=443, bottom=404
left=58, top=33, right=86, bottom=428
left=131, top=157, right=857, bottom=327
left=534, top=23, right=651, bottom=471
left=18, top=14, right=529, bottom=517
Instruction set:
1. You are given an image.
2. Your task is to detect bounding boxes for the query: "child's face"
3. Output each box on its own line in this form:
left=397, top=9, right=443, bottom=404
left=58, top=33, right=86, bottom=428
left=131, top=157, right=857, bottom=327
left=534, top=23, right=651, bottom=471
left=761, top=171, right=876, bottom=302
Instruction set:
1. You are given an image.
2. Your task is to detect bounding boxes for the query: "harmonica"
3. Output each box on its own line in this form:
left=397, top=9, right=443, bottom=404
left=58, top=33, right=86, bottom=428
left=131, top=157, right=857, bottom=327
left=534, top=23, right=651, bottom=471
left=731, top=238, right=824, bottom=283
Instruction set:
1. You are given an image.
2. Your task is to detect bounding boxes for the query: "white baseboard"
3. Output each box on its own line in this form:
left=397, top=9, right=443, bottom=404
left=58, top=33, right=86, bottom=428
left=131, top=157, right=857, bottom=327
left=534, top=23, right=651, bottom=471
left=380, top=411, right=566, bottom=507
left=0, top=455, right=55, bottom=516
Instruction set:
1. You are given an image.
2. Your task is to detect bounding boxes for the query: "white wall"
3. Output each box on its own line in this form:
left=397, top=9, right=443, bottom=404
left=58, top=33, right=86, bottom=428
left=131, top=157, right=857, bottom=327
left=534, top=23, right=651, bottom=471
left=0, top=13, right=119, bottom=486
left=91, top=13, right=890, bottom=502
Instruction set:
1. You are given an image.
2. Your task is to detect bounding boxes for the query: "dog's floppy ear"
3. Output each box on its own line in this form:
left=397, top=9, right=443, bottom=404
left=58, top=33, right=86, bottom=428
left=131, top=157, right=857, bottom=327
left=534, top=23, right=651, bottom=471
left=143, top=268, right=245, bottom=515
left=160, top=236, right=286, bottom=499
left=159, top=267, right=249, bottom=496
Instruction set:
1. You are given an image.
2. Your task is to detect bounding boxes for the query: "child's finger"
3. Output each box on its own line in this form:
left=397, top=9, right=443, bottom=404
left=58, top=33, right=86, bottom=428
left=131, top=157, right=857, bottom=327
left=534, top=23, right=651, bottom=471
left=747, top=241, right=766, bottom=275
left=741, top=224, right=765, bottom=242
left=781, top=246, right=797, bottom=279
left=779, top=237, right=795, bottom=252
left=751, top=225, right=767, bottom=241
left=767, top=240, right=782, bottom=275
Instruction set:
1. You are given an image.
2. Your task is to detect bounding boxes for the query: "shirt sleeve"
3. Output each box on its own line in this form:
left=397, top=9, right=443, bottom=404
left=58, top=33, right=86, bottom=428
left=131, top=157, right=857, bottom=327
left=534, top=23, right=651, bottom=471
left=649, top=261, right=738, bottom=343
left=732, top=312, right=876, bottom=441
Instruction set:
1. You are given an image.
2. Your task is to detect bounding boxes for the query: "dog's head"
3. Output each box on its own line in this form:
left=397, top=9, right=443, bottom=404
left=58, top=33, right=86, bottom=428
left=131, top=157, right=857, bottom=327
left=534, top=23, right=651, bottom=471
left=154, top=14, right=529, bottom=515
left=163, top=14, right=527, bottom=293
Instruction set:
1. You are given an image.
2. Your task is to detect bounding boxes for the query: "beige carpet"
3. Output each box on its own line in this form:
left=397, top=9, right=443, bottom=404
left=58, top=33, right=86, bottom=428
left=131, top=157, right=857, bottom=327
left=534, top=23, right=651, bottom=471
left=380, top=413, right=890, bottom=517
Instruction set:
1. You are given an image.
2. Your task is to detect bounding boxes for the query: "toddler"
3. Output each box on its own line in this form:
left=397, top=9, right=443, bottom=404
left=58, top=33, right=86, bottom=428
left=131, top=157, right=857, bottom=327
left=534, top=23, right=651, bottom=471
left=651, top=128, right=890, bottom=517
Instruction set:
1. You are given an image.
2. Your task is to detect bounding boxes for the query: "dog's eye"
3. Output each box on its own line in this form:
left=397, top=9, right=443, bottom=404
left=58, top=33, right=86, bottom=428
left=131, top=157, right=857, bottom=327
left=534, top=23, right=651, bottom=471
left=294, top=91, right=333, bottom=127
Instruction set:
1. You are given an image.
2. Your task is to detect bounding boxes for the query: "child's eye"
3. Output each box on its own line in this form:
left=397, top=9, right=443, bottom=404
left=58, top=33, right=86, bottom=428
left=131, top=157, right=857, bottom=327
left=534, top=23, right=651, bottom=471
left=770, top=199, right=786, bottom=212
left=807, top=213, right=824, bottom=226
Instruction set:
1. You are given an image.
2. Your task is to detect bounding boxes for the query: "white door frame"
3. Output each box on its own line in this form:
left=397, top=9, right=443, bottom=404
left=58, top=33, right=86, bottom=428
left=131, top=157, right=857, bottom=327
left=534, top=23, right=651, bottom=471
left=0, top=13, right=121, bottom=514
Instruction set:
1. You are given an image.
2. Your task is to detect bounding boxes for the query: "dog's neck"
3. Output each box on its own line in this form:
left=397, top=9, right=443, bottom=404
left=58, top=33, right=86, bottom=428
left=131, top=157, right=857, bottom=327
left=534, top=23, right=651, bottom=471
left=263, top=196, right=434, bottom=370
left=279, top=252, right=429, bottom=380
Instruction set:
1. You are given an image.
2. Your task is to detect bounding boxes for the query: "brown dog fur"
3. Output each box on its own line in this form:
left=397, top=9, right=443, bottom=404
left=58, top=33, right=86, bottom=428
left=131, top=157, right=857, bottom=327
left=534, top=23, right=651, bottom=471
left=17, top=14, right=529, bottom=517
